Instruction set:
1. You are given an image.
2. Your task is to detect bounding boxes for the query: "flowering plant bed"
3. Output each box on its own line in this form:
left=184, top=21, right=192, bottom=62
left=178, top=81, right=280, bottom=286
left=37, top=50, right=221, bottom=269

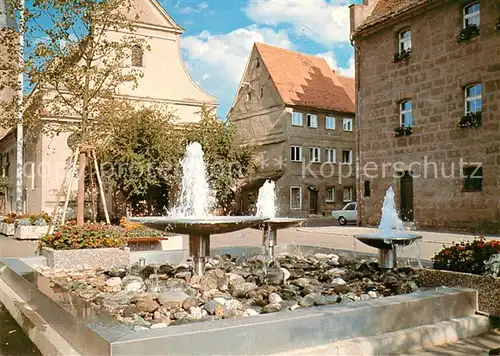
left=14, top=212, right=51, bottom=227
left=40, top=222, right=127, bottom=250
left=40, top=222, right=130, bottom=268
left=0, top=222, right=15, bottom=236
left=425, top=236, right=500, bottom=316
left=2, top=212, right=18, bottom=235
left=457, top=24, right=480, bottom=43
left=393, top=48, right=411, bottom=63
left=432, top=236, right=500, bottom=275
left=393, top=125, right=412, bottom=137
left=457, top=112, right=481, bottom=128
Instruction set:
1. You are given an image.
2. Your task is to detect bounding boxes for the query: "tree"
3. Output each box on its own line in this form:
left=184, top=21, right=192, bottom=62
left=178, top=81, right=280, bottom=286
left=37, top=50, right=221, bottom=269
left=97, top=102, right=183, bottom=215
left=96, top=105, right=254, bottom=216
left=0, top=0, right=149, bottom=225
left=183, top=107, right=254, bottom=214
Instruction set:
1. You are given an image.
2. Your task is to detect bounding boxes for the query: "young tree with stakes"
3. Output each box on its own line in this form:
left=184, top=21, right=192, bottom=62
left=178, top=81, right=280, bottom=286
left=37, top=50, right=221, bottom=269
left=0, top=0, right=149, bottom=225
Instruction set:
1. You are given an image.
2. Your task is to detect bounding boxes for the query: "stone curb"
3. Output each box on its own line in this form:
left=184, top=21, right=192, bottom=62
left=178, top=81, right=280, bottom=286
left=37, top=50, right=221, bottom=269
left=275, top=315, right=491, bottom=355
left=0, top=279, right=81, bottom=356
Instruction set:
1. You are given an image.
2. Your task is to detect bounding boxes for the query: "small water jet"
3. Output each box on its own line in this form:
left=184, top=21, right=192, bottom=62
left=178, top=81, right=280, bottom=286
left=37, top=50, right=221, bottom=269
left=130, top=142, right=268, bottom=276
left=253, top=180, right=306, bottom=256
left=354, top=186, right=421, bottom=269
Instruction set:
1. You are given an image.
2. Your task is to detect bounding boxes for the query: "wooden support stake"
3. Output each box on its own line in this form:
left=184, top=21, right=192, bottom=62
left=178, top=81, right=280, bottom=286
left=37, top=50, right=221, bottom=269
left=47, top=149, right=75, bottom=234
left=61, top=147, right=79, bottom=225
left=91, top=150, right=110, bottom=224
left=89, top=155, right=96, bottom=223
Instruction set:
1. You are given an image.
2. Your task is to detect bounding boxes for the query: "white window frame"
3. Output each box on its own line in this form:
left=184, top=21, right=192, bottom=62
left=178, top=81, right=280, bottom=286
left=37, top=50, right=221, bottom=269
left=325, top=116, right=336, bottom=130
left=342, top=150, right=352, bottom=164
left=342, top=118, right=353, bottom=132
left=464, top=84, right=482, bottom=114
left=343, top=187, right=354, bottom=202
left=325, top=148, right=336, bottom=163
left=290, top=186, right=302, bottom=210
left=398, top=29, right=412, bottom=52
left=463, top=2, right=480, bottom=28
left=309, top=147, right=321, bottom=163
left=290, top=145, right=302, bottom=162
left=306, top=114, right=318, bottom=128
left=399, top=100, right=413, bottom=127
left=325, top=187, right=335, bottom=203
left=292, top=112, right=303, bottom=126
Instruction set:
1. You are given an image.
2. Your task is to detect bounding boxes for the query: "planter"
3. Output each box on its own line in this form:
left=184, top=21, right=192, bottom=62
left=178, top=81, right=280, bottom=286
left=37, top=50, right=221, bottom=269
left=420, top=268, right=500, bottom=316
left=1, top=222, right=15, bottom=236
left=41, top=246, right=130, bottom=269
left=15, top=225, right=51, bottom=240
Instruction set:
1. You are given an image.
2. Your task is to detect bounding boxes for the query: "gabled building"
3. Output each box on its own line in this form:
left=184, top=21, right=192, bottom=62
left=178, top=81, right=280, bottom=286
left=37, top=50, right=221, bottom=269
left=0, top=0, right=215, bottom=215
left=350, top=0, right=500, bottom=231
left=229, top=43, right=355, bottom=217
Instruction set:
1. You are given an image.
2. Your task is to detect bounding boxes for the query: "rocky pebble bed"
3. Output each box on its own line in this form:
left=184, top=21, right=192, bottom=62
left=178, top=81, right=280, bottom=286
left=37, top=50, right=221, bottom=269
left=36, top=253, right=421, bottom=330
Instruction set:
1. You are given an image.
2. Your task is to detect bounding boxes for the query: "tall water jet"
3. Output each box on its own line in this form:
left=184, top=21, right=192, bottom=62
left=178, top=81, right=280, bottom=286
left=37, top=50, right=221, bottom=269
left=253, top=179, right=306, bottom=256
left=256, top=180, right=276, bottom=218
left=355, top=186, right=421, bottom=269
left=170, top=142, right=214, bottom=217
left=378, top=186, right=404, bottom=235
left=130, top=142, right=268, bottom=276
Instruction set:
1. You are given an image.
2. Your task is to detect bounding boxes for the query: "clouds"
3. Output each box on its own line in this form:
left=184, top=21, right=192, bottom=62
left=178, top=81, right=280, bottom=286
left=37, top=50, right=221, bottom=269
left=177, top=0, right=354, bottom=116
left=316, top=51, right=355, bottom=78
left=177, top=1, right=209, bottom=14
left=182, top=25, right=292, bottom=85
left=244, top=0, right=351, bottom=46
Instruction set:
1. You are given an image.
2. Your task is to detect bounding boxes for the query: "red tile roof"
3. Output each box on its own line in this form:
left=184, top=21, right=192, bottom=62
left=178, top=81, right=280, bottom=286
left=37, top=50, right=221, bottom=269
left=355, top=0, right=431, bottom=34
left=255, top=43, right=355, bottom=114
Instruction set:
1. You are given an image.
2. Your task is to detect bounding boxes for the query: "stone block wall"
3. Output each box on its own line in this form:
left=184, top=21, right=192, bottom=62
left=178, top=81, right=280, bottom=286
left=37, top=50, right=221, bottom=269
left=355, top=0, right=500, bottom=231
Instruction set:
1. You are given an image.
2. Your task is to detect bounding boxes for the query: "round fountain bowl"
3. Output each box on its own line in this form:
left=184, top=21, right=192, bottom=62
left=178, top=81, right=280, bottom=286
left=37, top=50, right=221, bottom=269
left=129, top=216, right=269, bottom=235
left=355, top=232, right=422, bottom=250
left=251, top=217, right=307, bottom=230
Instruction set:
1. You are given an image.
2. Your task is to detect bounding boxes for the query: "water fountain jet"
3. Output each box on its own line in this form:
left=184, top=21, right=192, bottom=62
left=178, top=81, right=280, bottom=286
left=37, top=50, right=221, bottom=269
left=129, top=142, right=268, bottom=276
left=354, top=186, right=421, bottom=269
left=253, top=180, right=306, bottom=256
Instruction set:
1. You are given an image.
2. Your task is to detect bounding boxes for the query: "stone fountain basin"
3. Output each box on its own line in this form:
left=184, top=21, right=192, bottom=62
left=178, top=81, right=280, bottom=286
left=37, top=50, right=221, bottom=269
left=355, top=233, right=422, bottom=250
left=251, top=217, right=307, bottom=230
left=129, top=216, right=268, bottom=235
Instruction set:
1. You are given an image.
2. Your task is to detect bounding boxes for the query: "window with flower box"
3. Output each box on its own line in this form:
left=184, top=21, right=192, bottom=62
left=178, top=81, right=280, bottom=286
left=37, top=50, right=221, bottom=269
left=458, top=2, right=480, bottom=42
left=394, top=29, right=412, bottom=62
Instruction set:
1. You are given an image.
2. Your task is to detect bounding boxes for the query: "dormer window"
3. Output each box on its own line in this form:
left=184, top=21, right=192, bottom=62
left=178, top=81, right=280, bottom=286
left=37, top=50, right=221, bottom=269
left=131, top=45, right=144, bottom=67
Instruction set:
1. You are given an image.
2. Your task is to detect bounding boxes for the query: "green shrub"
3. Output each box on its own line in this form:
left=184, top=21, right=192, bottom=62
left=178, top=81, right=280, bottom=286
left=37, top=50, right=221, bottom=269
left=41, top=222, right=126, bottom=250
left=432, top=237, right=500, bottom=275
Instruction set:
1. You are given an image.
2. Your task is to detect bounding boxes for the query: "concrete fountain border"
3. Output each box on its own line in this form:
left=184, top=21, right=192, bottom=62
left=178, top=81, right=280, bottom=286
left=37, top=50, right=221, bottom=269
left=0, top=244, right=490, bottom=356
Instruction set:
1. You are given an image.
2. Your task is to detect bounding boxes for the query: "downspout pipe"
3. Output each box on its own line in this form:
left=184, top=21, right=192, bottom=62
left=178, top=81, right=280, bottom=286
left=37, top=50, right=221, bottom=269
left=351, top=38, right=362, bottom=227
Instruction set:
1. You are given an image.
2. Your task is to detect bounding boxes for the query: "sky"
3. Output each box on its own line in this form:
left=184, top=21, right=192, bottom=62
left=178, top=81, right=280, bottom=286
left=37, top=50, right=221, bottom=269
left=161, top=0, right=362, bottom=118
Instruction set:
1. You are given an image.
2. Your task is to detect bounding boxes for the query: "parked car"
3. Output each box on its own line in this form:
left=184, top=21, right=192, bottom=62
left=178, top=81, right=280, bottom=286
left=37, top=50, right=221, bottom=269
left=331, top=202, right=357, bottom=225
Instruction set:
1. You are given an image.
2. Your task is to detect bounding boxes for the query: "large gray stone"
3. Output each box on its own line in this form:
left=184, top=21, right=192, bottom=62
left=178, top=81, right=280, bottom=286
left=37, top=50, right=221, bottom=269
left=157, top=291, right=190, bottom=309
